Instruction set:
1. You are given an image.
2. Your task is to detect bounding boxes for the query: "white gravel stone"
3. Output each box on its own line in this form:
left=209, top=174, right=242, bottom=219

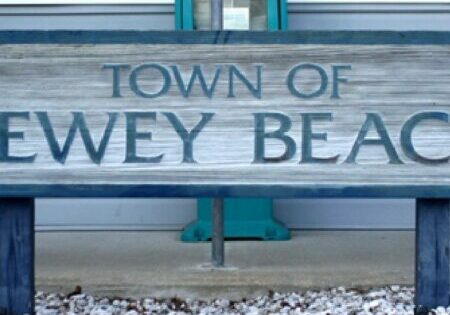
left=34, top=286, right=447, bottom=314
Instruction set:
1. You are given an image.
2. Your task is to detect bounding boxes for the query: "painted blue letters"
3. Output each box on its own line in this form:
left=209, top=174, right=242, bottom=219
left=253, top=112, right=296, bottom=163
left=300, top=113, right=339, bottom=163
left=129, top=64, right=171, bottom=98
left=36, top=112, right=117, bottom=164
left=228, top=65, right=262, bottom=99
left=124, top=112, right=163, bottom=163
left=102, top=63, right=130, bottom=97
left=163, top=112, right=214, bottom=163
left=287, top=64, right=328, bottom=99
left=401, top=111, right=449, bottom=164
left=345, top=113, right=403, bottom=164
left=331, top=65, right=351, bottom=99
left=0, top=112, right=36, bottom=163
left=171, top=65, right=221, bottom=98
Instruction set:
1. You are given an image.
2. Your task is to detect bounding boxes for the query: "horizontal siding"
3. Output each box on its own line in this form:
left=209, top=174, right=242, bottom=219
left=2, top=4, right=450, bottom=31
left=288, top=3, right=450, bottom=30
left=0, top=5, right=175, bottom=30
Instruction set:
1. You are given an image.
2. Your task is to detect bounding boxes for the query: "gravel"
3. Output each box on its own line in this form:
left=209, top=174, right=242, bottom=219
left=35, top=286, right=450, bottom=315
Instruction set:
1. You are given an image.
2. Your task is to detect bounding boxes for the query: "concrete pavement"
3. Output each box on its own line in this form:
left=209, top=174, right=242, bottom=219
left=35, top=231, right=414, bottom=300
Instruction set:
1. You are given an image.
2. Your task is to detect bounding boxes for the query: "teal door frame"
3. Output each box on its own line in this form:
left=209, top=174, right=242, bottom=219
left=267, top=0, right=288, bottom=31
left=175, top=0, right=287, bottom=31
left=176, top=0, right=290, bottom=241
left=175, top=0, right=194, bottom=30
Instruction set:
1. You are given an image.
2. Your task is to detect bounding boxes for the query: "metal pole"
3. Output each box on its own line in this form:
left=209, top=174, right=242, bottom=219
left=211, top=0, right=223, bottom=31
left=210, top=0, right=225, bottom=268
left=212, top=198, right=225, bottom=267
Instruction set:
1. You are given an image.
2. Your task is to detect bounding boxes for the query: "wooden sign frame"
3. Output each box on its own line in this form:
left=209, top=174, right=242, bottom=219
left=0, top=31, right=449, bottom=314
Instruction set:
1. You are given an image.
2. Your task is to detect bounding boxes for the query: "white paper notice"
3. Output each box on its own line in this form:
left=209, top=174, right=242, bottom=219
left=223, top=7, right=250, bottom=30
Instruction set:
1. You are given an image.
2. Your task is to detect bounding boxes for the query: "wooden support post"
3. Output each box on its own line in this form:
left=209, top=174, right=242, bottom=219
left=415, top=198, right=450, bottom=314
left=0, top=198, right=35, bottom=315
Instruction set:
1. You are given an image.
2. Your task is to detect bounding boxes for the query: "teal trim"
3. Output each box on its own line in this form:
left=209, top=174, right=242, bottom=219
left=267, top=0, right=280, bottom=31
left=175, top=0, right=182, bottom=30
left=175, top=0, right=193, bottom=30
left=179, top=0, right=290, bottom=242
left=182, top=198, right=290, bottom=241
left=280, top=0, right=288, bottom=31
left=182, top=0, right=194, bottom=30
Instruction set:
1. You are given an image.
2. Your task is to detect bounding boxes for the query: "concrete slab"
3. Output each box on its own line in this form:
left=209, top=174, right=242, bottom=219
left=35, top=231, right=414, bottom=300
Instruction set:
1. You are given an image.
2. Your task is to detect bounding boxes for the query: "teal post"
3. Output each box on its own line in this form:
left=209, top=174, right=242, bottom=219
left=183, top=198, right=289, bottom=241
left=267, top=0, right=279, bottom=31
left=268, top=0, right=288, bottom=31
left=280, top=0, right=288, bottom=31
left=175, top=0, right=182, bottom=29
left=179, top=0, right=290, bottom=242
left=175, top=0, right=194, bottom=30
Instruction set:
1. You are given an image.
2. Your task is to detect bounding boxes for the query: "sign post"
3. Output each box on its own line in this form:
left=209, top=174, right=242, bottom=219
left=0, top=30, right=449, bottom=313
left=415, top=199, right=450, bottom=313
left=0, top=199, right=34, bottom=315
left=210, top=0, right=225, bottom=268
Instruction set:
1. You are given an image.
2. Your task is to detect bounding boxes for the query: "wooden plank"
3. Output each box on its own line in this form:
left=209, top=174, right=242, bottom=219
left=0, top=198, right=34, bottom=315
left=0, top=44, right=448, bottom=187
left=415, top=198, right=450, bottom=312
left=0, top=31, right=447, bottom=198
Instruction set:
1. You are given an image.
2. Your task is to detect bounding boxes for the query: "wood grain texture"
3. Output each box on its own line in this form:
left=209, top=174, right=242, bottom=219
left=415, top=198, right=450, bottom=311
left=0, top=43, right=448, bottom=191
left=0, top=198, right=34, bottom=315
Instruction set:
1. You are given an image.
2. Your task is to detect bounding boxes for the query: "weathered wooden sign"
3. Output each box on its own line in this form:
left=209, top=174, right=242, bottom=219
left=0, top=32, right=450, bottom=315
left=0, top=31, right=449, bottom=197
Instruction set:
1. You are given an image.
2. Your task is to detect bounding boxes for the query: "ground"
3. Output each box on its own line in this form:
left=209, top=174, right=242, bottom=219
left=36, top=230, right=413, bottom=300
left=36, top=286, right=423, bottom=314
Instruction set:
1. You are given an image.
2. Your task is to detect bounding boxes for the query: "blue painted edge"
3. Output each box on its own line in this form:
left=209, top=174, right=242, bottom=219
left=0, top=185, right=448, bottom=198
left=0, top=30, right=449, bottom=45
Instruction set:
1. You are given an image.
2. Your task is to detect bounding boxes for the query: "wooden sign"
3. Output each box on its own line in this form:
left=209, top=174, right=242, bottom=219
left=0, top=31, right=449, bottom=197
left=0, top=32, right=450, bottom=315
